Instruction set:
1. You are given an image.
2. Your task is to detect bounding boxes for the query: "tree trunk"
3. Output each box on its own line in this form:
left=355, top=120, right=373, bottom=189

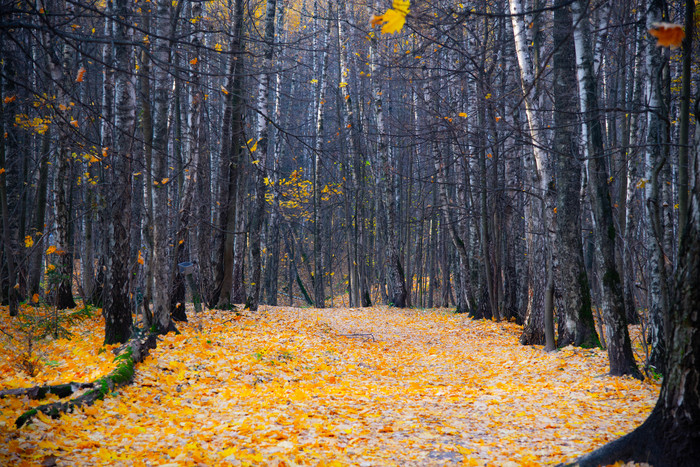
left=369, top=30, right=407, bottom=308
left=213, top=0, right=246, bottom=308
left=311, top=3, right=331, bottom=308
left=572, top=106, right=700, bottom=467
left=552, top=2, right=599, bottom=349
left=508, top=0, right=552, bottom=345
left=572, top=0, right=642, bottom=379
left=150, top=0, right=177, bottom=334
left=644, top=0, right=672, bottom=374
left=103, top=0, right=136, bottom=344
left=246, top=0, right=278, bottom=311
left=0, top=72, right=19, bottom=316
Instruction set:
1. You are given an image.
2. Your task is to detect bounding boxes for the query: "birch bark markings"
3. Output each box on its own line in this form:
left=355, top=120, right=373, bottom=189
left=369, top=28, right=407, bottom=308
left=508, top=0, right=553, bottom=346
left=247, top=0, right=278, bottom=311
left=552, top=2, right=599, bottom=349
left=151, top=0, right=177, bottom=333
left=311, top=3, right=331, bottom=309
left=103, top=0, right=136, bottom=344
left=572, top=0, right=642, bottom=379
left=643, top=0, right=674, bottom=374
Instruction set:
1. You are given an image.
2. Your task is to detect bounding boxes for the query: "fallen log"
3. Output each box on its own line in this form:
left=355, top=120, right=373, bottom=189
left=15, top=331, right=157, bottom=428
left=0, top=382, right=95, bottom=400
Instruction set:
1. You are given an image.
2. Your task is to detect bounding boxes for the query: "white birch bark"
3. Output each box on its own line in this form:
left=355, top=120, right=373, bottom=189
left=573, top=0, right=642, bottom=378
left=104, top=0, right=136, bottom=343
left=151, top=0, right=176, bottom=333
left=247, top=0, right=278, bottom=311
left=644, top=0, right=671, bottom=373
left=508, top=0, right=553, bottom=346
left=311, top=5, right=331, bottom=308
left=369, top=19, right=407, bottom=308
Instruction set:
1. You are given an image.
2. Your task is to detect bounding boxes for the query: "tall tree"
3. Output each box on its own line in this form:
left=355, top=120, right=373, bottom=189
left=643, top=0, right=672, bottom=374
left=572, top=0, right=642, bottom=379
left=369, top=23, right=407, bottom=308
left=551, top=1, right=599, bottom=349
left=508, top=0, right=554, bottom=348
left=574, top=73, right=700, bottom=467
left=247, top=0, right=278, bottom=311
left=103, top=0, right=136, bottom=344
left=150, top=0, right=177, bottom=333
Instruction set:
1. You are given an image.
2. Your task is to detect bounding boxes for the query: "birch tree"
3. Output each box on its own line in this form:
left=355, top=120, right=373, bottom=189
left=572, top=0, right=642, bottom=378
left=212, top=0, right=246, bottom=308
left=643, top=0, right=672, bottom=374
left=552, top=1, right=599, bottom=348
left=369, top=21, right=407, bottom=308
left=103, top=0, right=136, bottom=344
left=508, top=0, right=554, bottom=348
left=247, top=0, right=278, bottom=311
left=150, top=0, right=177, bottom=333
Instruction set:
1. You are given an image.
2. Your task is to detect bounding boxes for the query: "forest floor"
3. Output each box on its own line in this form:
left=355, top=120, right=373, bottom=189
left=0, top=304, right=659, bottom=466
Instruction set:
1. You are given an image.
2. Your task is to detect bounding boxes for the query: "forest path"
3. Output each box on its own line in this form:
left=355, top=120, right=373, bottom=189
left=1, top=306, right=659, bottom=466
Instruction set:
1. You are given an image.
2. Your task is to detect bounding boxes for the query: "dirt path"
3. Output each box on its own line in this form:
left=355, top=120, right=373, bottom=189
left=1, top=306, right=659, bottom=466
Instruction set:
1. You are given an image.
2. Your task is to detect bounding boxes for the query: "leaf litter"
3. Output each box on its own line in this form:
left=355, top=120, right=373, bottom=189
left=0, top=305, right=660, bottom=466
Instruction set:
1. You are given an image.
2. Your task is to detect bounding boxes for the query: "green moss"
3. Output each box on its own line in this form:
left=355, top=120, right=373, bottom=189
left=16, top=409, right=37, bottom=428
left=608, top=224, right=616, bottom=240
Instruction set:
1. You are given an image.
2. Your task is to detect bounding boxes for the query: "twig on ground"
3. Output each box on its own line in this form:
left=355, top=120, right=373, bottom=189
left=340, top=333, right=376, bottom=342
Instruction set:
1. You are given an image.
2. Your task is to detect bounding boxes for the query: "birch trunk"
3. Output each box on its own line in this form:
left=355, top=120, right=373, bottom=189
left=262, top=0, right=287, bottom=307
left=150, top=0, right=177, bottom=333
left=643, top=0, right=672, bottom=374
left=213, top=0, right=246, bottom=308
left=572, top=0, right=642, bottom=379
left=103, top=0, right=135, bottom=343
left=623, top=12, right=647, bottom=326
left=311, top=4, right=331, bottom=308
left=369, top=26, right=406, bottom=308
left=552, top=2, right=599, bottom=348
left=508, top=0, right=553, bottom=346
left=247, top=0, right=278, bottom=311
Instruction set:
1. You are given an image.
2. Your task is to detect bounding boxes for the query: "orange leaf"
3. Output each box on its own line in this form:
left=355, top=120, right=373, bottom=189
left=649, top=22, right=685, bottom=48
left=190, top=57, right=198, bottom=66
left=76, top=66, right=87, bottom=82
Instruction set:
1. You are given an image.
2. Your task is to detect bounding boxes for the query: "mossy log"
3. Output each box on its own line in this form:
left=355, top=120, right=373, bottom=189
left=15, top=332, right=157, bottom=428
left=0, top=382, right=95, bottom=400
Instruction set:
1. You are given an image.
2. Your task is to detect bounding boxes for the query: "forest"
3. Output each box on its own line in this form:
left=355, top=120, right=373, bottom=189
left=1, top=0, right=699, bottom=465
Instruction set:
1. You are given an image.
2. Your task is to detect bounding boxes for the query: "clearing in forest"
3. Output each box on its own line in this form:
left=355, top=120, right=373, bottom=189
left=0, top=306, right=659, bottom=466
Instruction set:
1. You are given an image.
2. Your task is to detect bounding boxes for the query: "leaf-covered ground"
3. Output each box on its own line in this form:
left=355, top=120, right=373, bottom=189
left=0, top=305, right=660, bottom=466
